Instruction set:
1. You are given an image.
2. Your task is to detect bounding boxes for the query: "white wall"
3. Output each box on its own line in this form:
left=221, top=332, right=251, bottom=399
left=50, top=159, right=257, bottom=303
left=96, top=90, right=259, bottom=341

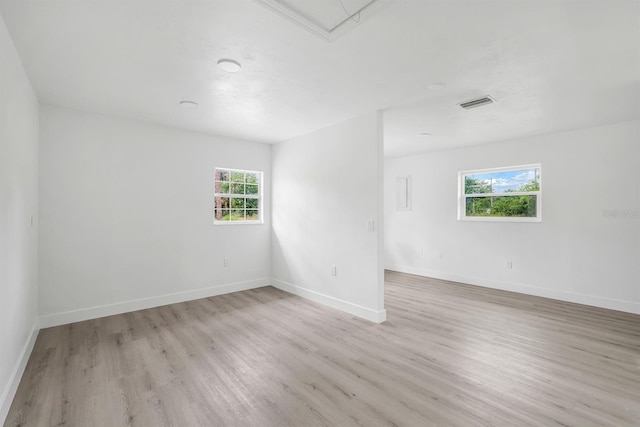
left=272, top=112, right=386, bottom=322
left=38, top=106, right=272, bottom=326
left=385, top=120, right=640, bottom=314
left=0, top=14, right=40, bottom=423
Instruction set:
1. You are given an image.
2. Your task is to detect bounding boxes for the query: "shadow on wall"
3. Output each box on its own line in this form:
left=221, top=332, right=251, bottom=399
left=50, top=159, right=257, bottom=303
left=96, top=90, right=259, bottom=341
left=271, top=228, right=293, bottom=284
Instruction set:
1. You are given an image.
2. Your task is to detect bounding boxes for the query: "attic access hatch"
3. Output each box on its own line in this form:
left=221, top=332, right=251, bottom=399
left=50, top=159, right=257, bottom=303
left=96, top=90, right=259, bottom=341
left=254, top=0, right=394, bottom=42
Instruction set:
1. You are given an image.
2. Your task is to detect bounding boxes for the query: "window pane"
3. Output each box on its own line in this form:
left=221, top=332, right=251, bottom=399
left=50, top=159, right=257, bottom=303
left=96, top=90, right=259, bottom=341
left=465, top=168, right=540, bottom=195
left=215, top=197, right=230, bottom=209
left=466, top=195, right=537, bottom=217
left=246, top=198, right=258, bottom=209
left=213, top=209, right=230, bottom=221
left=215, top=181, right=231, bottom=193
left=466, top=197, right=492, bottom=216
left=246, top=210, right=259, bottom=220
left=231, top=198, right=245, bottom=209
left=230, top=210, right=245, bottom=221
left=246, top=173, right=259, bottom=184
left=230, top=171, right=244, bottom=183
left=230, top=183, right=245, bottom=194
left=492, top=195, right=537, bottom=217
left=214, top=208, right=230, bottom=221
left=245, top=184, right=258, bottom=195
left=464, top=177, right=491, bottom=195
left=216, top=169, right=229, bottom=181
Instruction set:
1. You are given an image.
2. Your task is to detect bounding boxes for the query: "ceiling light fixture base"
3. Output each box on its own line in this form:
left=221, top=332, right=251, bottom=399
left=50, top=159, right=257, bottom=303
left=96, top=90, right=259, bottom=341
left=217, top=59, right=242, bottom=73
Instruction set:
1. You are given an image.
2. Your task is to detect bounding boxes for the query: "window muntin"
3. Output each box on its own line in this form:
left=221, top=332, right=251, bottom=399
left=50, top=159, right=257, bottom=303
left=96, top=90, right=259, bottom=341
left=214, top=168, right=262, bottom=224
left=458, top=164, right=541, bottom=222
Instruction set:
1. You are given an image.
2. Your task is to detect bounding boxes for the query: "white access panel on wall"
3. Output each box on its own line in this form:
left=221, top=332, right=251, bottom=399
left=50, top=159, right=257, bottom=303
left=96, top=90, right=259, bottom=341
left=396, top=176, right=411, bottom=211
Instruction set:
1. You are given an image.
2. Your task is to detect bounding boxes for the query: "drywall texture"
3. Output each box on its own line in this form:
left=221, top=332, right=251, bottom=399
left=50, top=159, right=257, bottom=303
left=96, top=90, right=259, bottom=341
left=272, top=112, right=385, bottom=321
left=385, top=120, right=640, bottom=314
left=39, top=106, right=272, bottom=320
left=0, top=14, right=39, bottom=421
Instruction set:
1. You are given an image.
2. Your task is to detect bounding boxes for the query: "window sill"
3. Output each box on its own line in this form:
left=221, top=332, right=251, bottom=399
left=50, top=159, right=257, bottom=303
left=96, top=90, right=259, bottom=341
left=458, top=216, right=541, bottom=223
left=213, top=221, right=265, bottom=226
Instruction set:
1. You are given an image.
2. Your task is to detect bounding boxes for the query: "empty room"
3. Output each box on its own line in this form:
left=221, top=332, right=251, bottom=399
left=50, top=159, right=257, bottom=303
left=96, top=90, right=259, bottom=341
left=1, top=0, right=639, bottom=426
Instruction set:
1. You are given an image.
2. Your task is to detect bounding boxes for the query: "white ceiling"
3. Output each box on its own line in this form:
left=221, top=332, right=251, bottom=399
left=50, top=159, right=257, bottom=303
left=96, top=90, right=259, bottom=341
left=0, top=0, right=638, bottom=157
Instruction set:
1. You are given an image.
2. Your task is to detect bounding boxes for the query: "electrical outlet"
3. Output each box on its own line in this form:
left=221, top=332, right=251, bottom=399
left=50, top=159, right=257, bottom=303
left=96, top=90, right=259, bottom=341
left=331, top=265, right=337, bottom=276
left=224, top=258, right=229, bottom=267
left=506, top=260, right=513, bottom=269
left=439, top=252, right=444, bottom=261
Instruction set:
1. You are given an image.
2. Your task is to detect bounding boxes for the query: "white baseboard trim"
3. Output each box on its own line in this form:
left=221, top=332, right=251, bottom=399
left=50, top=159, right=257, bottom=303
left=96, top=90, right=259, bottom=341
left=1, top=318, right=40, bottom=425
left=271, top=279, right=387, bottom=323
left=386, top=264, right=640, bottom=315
left=40, top=278, right=271, bottom=328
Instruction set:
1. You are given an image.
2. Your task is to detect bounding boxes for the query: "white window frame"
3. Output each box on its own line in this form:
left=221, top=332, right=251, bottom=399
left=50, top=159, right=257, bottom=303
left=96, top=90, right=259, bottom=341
left=457, top=164, right=542, bottom=222
left=214, top=167, right=263, bottom=225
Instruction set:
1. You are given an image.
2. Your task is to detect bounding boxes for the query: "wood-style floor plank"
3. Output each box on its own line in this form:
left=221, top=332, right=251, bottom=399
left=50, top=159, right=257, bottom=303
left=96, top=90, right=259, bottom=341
left=5, top=271, right=640, bottom=426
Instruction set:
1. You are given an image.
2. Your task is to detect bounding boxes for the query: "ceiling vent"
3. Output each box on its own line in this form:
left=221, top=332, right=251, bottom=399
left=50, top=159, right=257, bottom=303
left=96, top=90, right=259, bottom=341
left=458, top=96, right=496, bottom=110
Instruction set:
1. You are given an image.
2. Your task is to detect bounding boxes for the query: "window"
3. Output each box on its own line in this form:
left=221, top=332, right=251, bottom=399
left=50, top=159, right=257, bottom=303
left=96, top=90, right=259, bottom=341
left=458, top=164, right=541, bottom=222
left=214, top=168, right=262, bottom=224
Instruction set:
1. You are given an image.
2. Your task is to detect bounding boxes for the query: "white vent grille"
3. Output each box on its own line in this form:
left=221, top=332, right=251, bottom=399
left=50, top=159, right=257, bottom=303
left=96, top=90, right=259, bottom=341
left=458, top=96, right=496, bottom=110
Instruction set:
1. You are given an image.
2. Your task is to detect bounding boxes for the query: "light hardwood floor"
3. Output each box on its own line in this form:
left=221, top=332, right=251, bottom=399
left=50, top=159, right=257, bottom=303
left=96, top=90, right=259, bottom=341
left=5, top=271, right=640, bottom=426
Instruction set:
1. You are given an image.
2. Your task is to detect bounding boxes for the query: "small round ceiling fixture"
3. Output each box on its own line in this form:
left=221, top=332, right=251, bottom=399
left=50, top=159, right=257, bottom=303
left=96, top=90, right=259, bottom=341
left=180, top=100, right=199, bottom=110
left=418, top=132, right=431, bottom=136
left=428, top=83, right=445, bottom=90
left=217, top=59, right=241, bottom=73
